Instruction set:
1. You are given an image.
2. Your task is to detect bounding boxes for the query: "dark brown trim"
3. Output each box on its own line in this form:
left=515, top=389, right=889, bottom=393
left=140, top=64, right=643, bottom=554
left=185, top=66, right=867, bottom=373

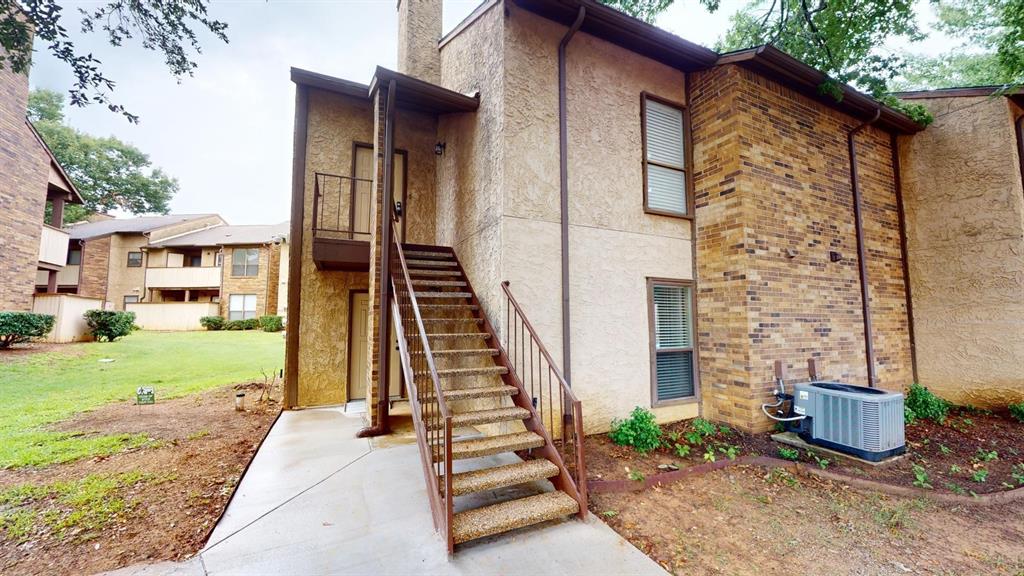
left=513, top=0, right=718, bottom=72
left=284, top=84, right=310, bottom=409
left=718, top=46, right=923, bottom=134
left=126, top=251, right=143, bottom=267
left=346, top=289, right=370, bottom=402
left=558, top=6, right=585, bottom=386
left=640, top=91, right=693, bottom=219
left=290, top=67, right=369, bottom=100
left=889, top=133, right=918, bottom=383
left=373, top=79, right=398, bottom=436
left=893, top=86, right=1022, bottom=100
left=646, top=277, right=700, bottom=407
left=684, top=74, right=701, bottom=416
left=1016, top=114, right=1024, bottom=204
left=848, top=109, right=882, bottom=386
left=369, top=66, right=479, bottom=114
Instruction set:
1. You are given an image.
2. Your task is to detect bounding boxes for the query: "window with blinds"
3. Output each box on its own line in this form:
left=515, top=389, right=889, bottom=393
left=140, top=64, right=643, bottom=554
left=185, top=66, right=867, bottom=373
left=650, top=281, right=696, bottom=403
left=642, top=96, right=688, bottom=216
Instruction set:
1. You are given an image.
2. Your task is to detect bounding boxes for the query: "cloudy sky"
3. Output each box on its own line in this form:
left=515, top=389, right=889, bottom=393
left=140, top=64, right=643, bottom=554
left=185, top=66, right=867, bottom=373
left=29, top=0, right=952, bottom=225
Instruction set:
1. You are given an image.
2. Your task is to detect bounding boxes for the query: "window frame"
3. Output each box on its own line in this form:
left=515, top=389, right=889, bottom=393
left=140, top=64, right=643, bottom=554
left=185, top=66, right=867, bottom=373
left=67, top=249, right=82, bottom=266
left=123, top=295, right=139, bottom=307
left=640, top=92, right=694, bottom=220
left=647, top=277, right=700, bottom=407
left=126, top=251, right=143, bottom=268
left=231, top=247, right=260, bottom=277
left=228, top=294, right=257, bottom=321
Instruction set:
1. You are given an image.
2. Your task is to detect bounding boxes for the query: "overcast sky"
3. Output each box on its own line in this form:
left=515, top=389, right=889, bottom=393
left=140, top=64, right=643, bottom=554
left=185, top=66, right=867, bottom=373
left=28, top=1, right=953, bottom=225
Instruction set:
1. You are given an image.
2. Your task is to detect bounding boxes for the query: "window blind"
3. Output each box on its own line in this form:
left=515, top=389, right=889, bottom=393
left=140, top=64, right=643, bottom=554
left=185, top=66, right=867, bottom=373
left=644, top=97, right=687, bottom=215
left=652, top=283, right=695, bottom=401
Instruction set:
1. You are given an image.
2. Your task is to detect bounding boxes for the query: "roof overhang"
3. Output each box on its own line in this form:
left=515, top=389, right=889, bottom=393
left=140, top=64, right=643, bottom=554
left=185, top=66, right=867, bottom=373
left=892, top=85, right=1023, bottom=100
left=369, top=67, right=480, bottom=114
left=512, top=0, right=718, bottom=72
left=717, top=46, right=926, bottom=134
left=26, top=120, right=85, bottom=204
left=291, top=67, right=369, bottom=100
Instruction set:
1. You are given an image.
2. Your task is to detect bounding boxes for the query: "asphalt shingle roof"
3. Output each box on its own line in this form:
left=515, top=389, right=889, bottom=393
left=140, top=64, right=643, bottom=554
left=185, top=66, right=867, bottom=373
left=150, top=222, right=290, bottom=248
left=66, top=214, right=220, bottom=240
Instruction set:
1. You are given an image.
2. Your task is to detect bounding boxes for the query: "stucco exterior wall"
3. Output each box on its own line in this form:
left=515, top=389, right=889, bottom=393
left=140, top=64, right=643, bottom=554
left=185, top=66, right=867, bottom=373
left=106, top=233, right=148, bottom=309
left=297, top=89, right=375, bottom=406
left=219, top=245, right=276, bottom=318
left=898, top=95, right=1024, bottom=407
left=496, top=5, right=698, bottom=431
left=691, top=65, right=913, bottom=432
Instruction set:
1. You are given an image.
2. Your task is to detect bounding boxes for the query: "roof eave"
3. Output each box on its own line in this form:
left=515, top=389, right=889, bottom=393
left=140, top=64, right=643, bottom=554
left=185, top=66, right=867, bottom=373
left=291, top=67, right=370, bottom=100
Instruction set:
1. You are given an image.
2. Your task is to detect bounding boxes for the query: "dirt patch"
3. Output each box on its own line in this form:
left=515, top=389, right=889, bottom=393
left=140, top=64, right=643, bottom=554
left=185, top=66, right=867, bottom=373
left=0, top=385, right=279, bottom=576
left=591, top=464, right=1024, bottom=575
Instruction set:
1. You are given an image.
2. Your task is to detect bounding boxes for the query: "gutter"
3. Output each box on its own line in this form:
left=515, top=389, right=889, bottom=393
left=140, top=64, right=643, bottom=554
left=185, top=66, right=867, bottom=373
left=847, top=108, right=881, bottom=386
left=558, top=6, right=586, bottom=386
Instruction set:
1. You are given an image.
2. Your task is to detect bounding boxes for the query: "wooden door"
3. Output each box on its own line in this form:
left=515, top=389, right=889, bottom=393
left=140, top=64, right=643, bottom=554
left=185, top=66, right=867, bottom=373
left=348, top=292, right=369, bottom=401
left=353, top=147, right=373, bottom=241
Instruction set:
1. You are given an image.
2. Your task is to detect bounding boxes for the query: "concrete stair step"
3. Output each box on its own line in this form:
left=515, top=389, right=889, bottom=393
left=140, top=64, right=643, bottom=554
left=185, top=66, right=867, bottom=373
left=434, top=431, right=544, bottom=462
left=452, top=491, right=579, bottom=544
left=414, top=291, right=473, bottom=299
left=427, top=406, right=530, bottom=431
left=407, top=259, right=459, bottom=268
left=448, top=459, right=560, bottom=496
left=420, top=366, right=508, bottom=378
left=412, top=348, right=499, bottom=357
left=411, top=279, right=468, bottom=287
left=429, top=384, right=518, bottom=402
left=418, top=304, right=479, bottom=311
left=427, top=332, right=491, bottom=340
left=420, top=318, right=483, bottom=325
left=406, top=269, right=463, bottom=277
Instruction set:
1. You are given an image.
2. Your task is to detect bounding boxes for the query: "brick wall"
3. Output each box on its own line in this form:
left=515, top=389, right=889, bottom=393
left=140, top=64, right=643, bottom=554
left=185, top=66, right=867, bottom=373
left=265, top=243, right=281, bottom=315
left=0, top=57, right=48, bottom=311
left=78, top=236, right=111, bottom=302
left=220, top=245, right=276, bottom=318
left=691, top=65, right=913, bottom=432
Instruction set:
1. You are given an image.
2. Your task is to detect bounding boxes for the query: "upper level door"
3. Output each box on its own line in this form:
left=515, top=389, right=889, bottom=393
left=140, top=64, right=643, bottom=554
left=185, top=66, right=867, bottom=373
left=352, top=144, right=406, bottom=242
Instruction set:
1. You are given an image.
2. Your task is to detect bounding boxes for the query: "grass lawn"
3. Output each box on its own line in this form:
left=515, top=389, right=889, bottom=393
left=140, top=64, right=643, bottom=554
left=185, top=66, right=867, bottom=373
left=0, top=331, right=284, bottom=469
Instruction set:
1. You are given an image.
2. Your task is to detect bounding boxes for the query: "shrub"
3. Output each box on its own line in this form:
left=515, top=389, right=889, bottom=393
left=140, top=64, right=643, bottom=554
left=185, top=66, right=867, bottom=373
left=905, top=383, right=949, bottom=424
left=83, top=310, right=135, bottom=342
left=0, top=312, right=55, bottom=349
left=224, top=318, right=259, bottom=331
left=258, top=315, right=283, bottom=332
left=1010, top=402, right=1024, bottom=424
left=200, top=316, right=225, bottom=331
left=609, top=407, right=662, bottom=454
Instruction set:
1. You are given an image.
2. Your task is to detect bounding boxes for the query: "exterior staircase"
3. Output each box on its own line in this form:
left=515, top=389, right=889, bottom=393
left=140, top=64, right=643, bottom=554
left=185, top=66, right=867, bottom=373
left=389, top=239, right=587, bottom=552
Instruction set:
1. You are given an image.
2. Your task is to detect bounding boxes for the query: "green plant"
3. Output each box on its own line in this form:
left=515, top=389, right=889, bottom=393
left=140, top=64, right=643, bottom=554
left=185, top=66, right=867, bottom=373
left=938, top=444, right=952, bottom=455
left=673, top=443, right=691, bottom=458
left=199, top=316, right=225, bottom=331
left=83, top=310, right=135, bottom=342
left=1012, top=464, right=1024, bottom=486
left=971, top=468, right=989, bottom=483
left=224, top=318, right=260, bottom=331
left=778, top=447, right=800, bottom=461
left=0, top=312, right=55, bottom=349
left=1010, top=402, right=1024, bottom=423
left=718, top=444, right=739, bottom=460
left=904, top=405, right=918, bottom=425
left=974, top=449, right=998, bottom=463
left=944, top=482, right=967, bottom=496
left=625, top=467, right=644, bottom=482
left=911, top=464, right=932, bottom=489
left=600, top=510, right=617, bottom=518
left=609, top=407, right=662, bottom=454
left=905, top=383, right=949, bottom=424
left=810, top=452, right=831, bottom=470
left=691, top=418, right=717, bottom=438
left=950, top=464, right=963, bottom=474
left=258, top=315, right=284, bottom=332
left=683, top=431, right=703, bottom=445
left=703, top=446, right=717, bottom=463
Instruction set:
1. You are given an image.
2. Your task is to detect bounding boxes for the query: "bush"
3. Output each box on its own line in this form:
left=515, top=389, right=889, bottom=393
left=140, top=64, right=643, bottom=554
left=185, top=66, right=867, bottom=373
left=258, top=315, right=283, bottom=332
left=83, top=310, right=136, bottom=342
left=1010, top=402, right=1024, bottom=424
left=904, top=382, right=949, bottom=424
left=224, top=318, right=260, bottom=331
left=0, top=312, right=55, bottom=349
left=200, top=316, right=225, bottom=331
left=609, top=407, right=662, bottom=454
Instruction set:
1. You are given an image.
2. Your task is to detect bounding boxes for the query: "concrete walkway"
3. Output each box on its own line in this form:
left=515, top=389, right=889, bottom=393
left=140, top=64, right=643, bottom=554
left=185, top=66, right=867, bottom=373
left=104, top=407, right=665, bottom=576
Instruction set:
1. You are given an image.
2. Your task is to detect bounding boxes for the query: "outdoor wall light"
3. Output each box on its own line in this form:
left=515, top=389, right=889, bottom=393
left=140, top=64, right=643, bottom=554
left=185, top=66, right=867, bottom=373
left=434, top=142, right=446, bottom=156
left=829, top=251, right=843, bottom=263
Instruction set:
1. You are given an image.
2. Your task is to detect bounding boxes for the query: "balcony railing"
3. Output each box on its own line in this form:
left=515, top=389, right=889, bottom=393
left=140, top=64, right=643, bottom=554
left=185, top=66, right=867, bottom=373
left=35, top=265, right=79, bottom=287
left=38, top=225, right=69, bottom=267
left=145, top=266, right=222, bottom=289
left=312, top=172, right=372, bottom=242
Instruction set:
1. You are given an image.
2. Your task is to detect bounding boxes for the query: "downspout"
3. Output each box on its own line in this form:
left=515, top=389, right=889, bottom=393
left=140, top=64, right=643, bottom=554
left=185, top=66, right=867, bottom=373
left=558, top=6, right=585, bottom=386
left=359, top=78, right=397, bottom=438
left=848, top=108, right=881, bottom=386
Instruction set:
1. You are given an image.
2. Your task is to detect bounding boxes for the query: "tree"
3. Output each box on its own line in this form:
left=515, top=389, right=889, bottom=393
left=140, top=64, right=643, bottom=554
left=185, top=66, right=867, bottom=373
left=894, top=52, right=1017, bottom=90
left=28, top=88, right=177, bottom=223
left=1, top=0, right=228, bottom=122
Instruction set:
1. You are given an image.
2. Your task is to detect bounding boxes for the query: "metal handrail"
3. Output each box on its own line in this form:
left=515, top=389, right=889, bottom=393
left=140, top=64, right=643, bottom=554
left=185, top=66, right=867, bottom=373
left=500, top=280, right=588, bottom=513
left=388, top=212, right=454, bottom=552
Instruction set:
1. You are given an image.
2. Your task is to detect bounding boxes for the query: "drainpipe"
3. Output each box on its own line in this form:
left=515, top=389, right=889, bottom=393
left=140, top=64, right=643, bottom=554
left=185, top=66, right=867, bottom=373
left=558, top=6, right=585, bottom=386
left=848, top=108, right=881, bottom=386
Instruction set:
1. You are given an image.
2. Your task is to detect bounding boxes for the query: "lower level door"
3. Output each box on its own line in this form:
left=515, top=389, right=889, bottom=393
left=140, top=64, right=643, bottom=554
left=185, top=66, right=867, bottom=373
left=348, top=292, right=403, bottom=402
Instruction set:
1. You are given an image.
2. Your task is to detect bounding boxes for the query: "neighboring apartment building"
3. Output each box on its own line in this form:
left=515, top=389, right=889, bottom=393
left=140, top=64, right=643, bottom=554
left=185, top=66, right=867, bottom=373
left=59, top=214, right=225, bottom=308
left=282, top=0, right=1022, bottom=548
left=1, top=48, right=84, bottom=311
left=145, top=222, right=288, bottom=320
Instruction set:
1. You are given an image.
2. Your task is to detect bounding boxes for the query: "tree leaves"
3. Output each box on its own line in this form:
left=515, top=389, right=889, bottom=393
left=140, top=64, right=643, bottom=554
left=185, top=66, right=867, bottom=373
left=29, top=89, right=177, bottom=223
left=1, top=0, right=228, bottom=123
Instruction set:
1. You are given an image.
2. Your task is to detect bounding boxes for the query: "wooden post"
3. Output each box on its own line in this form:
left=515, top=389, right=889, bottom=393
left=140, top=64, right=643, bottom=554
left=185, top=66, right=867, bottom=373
left=774, top=359, right=786, bottom=383
left=50, top=197, right=64, bottom=227
left=808, top=358, right=821, bottom=381
left=46, top=270, right=57, bottom=293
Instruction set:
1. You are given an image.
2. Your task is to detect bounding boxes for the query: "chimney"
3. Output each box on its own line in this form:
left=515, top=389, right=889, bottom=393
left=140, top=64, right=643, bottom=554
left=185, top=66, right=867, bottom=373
left=396, top=0, right=442, bottom=84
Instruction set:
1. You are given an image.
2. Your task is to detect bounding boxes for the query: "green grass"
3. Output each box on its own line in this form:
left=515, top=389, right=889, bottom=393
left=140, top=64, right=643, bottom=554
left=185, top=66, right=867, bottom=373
left=0, top=331, right=284, bottom=469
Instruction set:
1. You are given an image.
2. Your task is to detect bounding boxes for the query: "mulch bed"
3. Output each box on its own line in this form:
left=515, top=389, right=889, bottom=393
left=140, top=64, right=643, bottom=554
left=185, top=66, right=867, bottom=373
left=0, top=385, right=280, bottom=576
left=587, top=408, right=1024, bottom=497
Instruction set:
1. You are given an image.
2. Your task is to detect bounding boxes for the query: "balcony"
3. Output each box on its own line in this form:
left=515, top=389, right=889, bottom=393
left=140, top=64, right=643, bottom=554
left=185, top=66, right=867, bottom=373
left=312, top=172, right=371, bottom=271
left=145, top=266, right=222, bottom=289
left=38, top=225, right=69, bottom=268
left=36, top=265, right=79, bottom=287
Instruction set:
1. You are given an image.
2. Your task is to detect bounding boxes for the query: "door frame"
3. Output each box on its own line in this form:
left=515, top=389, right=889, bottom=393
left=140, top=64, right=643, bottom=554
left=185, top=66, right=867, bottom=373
left=351, top=142, right=408, bottom=240
left=347, top=289, right=369, bottom=402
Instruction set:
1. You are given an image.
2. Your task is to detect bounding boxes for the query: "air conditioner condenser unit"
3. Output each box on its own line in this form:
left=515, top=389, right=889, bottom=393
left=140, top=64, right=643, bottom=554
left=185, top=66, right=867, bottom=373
left=790, top=382, right=905, bottom=462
